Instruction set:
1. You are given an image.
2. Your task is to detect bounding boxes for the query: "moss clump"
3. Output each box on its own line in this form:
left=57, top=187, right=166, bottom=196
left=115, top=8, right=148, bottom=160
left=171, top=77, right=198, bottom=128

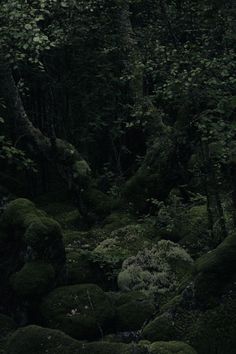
left=177, top=204, right=210, bottom=257
left=142, top=314, right=178, bottom=342
left=1, top=198, right=44, bottom=231
left=95, top=223, right=156, bottom=259
left=102, top=212, right=136, bottom=232
left=7, top=325, right=148, bottom=354
left=1, top=198, right=65, bottom=265
left=41, top=284, right=115, bottom=340
left=10, top=262, right=55, bottom=297
left=116, top=298, right=155, bottom=331
left=189, top=298, right=236, bottom=354
left=118, top=240, right=193, bottom=298
left=149, top=341, right=197, bottom=354
left=66, top=250, right=103, bottom=285
left=84, top=187, right=116, bottom=217
left=7, top=325, right=82, bottom=354
left=24, top=217, right=62, bottom=252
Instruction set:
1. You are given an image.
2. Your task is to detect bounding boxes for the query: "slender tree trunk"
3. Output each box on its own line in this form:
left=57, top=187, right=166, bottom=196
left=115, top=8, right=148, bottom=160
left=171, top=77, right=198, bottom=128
left=118, top=1, right=143, bottom=102
left=200, top=139, right=227, bottom=244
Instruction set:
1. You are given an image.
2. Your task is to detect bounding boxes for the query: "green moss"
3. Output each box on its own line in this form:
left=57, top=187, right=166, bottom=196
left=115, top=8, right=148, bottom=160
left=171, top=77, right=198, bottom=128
left=149, top=341, right=197, bottom=354
left=142, top=314, right=178, bottom=342
left=102, top=212, right=136, bottom=232
left=195, top=232, right=236, bottom=275
left=1, top=199, right=65, bottom=264
left=110, top=291, right=152, bottom=306
left=118, top=241, right=193, bottom=298
left=7, top=325, right=82, bottom=354
left=1, top=198, right=44, bottom=231
left=41, top=284, right=115, bottom=340
left=6, top=325, right=148, bottom=354
left=24, top=217, right=62, bottom=251
left=194, top=233, right=236, bottom=305
left=66, top=250, right=103, bottom=285
left=116, top=299, right=155, bottom=331
left=189, top=298, right=236, bottom=354
left=0, top=314, right=16, bottom=338
left=84, top=187, right=116, bottom=217
left=178, top=204, right=210, bottom=257
left=10, top=262, right=55, bottom=297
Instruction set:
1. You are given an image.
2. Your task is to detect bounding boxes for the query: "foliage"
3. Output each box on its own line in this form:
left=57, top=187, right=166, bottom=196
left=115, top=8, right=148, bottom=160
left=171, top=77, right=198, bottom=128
left=118, top=240, right=193, bottom=297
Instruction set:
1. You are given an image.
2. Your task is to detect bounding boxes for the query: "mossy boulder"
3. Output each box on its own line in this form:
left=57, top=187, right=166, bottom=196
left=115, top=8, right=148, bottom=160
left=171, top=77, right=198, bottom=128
left=194, top=232, right=236, bottom=275
left=142, top=313, right=178, bottom=342
left=194, top=232, right=236, bottom=305
left=116, top=299, right=155, bottom=331
left=189, top=298, right=236, bottom=354
left=1, top=198, right=65, bottom=273
left=10, top=262, right=55, bottom=297
left=1, top=198, right=44, bottom=231
left=41, top=284, right=115, bottom=339
left=149, top=341, right=197, bottom=354
left=7, top=325, right=148, bottom=354
left=24, top=217, right=63, bottom=257
left=110, top=291, right=156, bottom=331
left=1, top=199, right=65, bottom=264
left=7, top=325, right=82, bottom=354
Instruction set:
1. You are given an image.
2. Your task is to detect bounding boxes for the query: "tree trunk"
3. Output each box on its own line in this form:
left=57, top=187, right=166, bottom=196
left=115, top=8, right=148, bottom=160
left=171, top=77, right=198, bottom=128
left=0, top=59, right=91, bottom=206
left=200, top=139, right=227, bottom=244
left=118, top=1, right=143, bottom=102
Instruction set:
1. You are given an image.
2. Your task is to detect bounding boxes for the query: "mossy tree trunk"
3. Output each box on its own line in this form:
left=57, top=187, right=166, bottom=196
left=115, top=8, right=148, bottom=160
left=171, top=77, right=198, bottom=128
left=0, top=59, right=90, bottom=212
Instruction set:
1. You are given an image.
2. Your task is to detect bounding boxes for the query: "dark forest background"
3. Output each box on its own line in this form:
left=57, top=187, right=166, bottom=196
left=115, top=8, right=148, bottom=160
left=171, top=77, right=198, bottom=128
left=0, top=1, right=236, bottom=354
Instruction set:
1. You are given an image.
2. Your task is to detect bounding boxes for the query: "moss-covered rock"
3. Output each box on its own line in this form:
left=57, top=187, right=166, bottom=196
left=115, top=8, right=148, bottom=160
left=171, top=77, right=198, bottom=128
left=142, top=313, right=178, bottom=342
left=1, top=198, right=44, bottom=231
left=1, top=198, right=65, bottom=273
left=189, top=298, right=236, bottom=354
left=194, top=232, right=236, bottom=306
left=10, top=262, right=55, bottom=297
left=24, top=217, right=62, bottom=255
left=111, top=291, right=156, bottom=331
left=41, top=284, right=115, bottom=339
left=194, top=232, right=236, bottom=275
left=116, top=299, right=155, bottom=331
left=7, top=325, right=81, bottom=354
left=7, top=325, right=148, bottom=354
left=149, top=341, right=197, bottom=354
